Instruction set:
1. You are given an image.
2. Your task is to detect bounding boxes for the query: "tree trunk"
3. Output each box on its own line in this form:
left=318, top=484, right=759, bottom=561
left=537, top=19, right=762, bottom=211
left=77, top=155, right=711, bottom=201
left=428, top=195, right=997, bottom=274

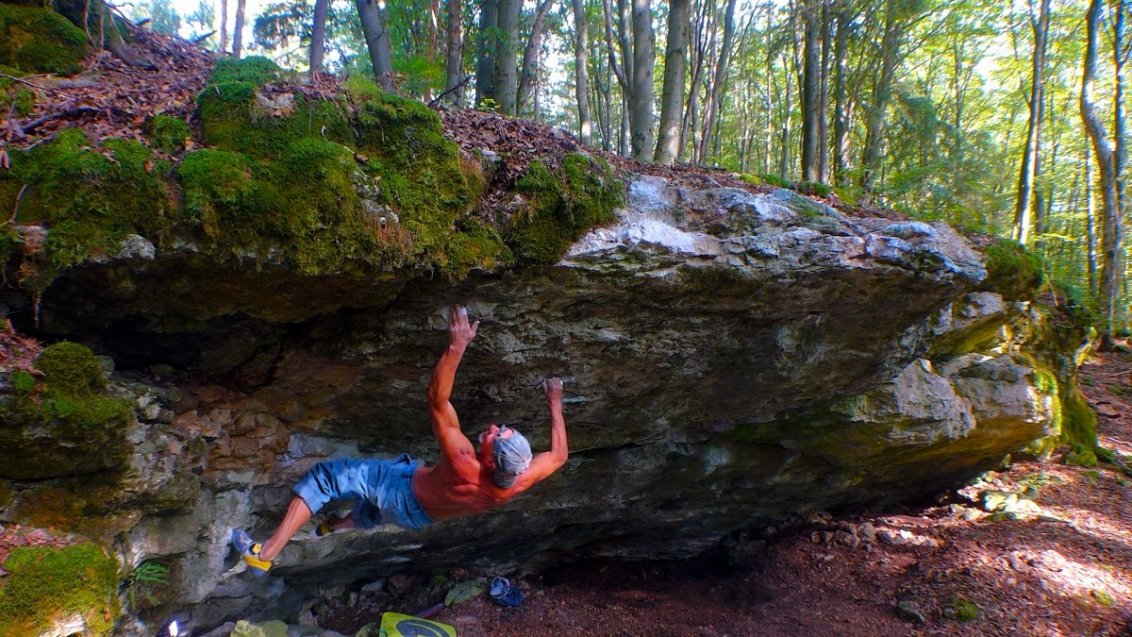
left=698, top=0, right=737, bottom=164
left=628, top=0, right=655, bottom=161
left=496, top=0, right=521, bottom=115
left=310, top=0, right=330, bottom=74
left=518, top=0, right=556, bottom=115
left=476, top=0, right=499, bottom=107
left=800, top=0, right=821, bottom=181
left=680, top=0, right=710, bottom=163
left=831, top=2, right=851, bottom=185
left=817, top=0, right=830, bottom=181
left=1012, top=0, right=1051, bottom=245
left=1081, top=0, right=1123, bottom=349
left=219, top=0, right=228, bottom=54
left=1086, top=140, right=1098, bottom=295
left=573, top=0, right=593, bottom=146
left=443, top=0, right=465, bottom=105
left=859, top=0, right=909, bottom=200
left=356, top=0, right=395, bottom=89
left=232, top=0, right=246, bottom=58
left=603, top=0, right=630, bottom=154
left=654, top=0, right=690, bottom=164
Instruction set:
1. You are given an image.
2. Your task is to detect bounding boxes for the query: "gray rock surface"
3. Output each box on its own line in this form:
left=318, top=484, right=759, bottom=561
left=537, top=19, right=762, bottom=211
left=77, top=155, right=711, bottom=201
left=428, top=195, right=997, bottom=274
left=1, top=177, right=1081, bottom=636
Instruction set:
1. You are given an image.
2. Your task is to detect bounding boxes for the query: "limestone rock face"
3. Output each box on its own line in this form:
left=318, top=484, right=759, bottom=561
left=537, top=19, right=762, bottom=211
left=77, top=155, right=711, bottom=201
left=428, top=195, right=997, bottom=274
left=2, top=178, right=1082, bottom=635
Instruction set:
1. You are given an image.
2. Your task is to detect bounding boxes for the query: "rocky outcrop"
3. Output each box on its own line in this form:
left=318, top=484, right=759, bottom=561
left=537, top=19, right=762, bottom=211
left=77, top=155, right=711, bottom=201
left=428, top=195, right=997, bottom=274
left=0, top=170, right=1091, bottom=635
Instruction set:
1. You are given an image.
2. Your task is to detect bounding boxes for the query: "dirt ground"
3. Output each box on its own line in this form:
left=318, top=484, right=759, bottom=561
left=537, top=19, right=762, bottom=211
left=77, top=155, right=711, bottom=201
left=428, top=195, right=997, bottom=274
left=320, top=350, right=1132, bottom=637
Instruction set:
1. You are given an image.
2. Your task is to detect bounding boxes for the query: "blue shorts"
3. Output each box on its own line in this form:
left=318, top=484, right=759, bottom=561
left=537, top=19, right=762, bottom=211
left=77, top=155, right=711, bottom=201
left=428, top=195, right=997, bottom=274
left=292, top=454, right=435, bottom=530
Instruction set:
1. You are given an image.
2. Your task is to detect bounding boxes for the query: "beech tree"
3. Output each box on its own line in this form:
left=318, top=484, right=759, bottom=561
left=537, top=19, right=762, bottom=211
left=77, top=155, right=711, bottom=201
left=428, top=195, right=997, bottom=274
left=655, top=0, right=690, bottom=164
left=357, top=0, right=395, bottom=88
left=233, top=0, right=247, bottom=58
left=572, top=0, right=594, bottom=146
left=1012, top=0, right=1052, bottom=244
left=310, top=0, right=330, bottom=73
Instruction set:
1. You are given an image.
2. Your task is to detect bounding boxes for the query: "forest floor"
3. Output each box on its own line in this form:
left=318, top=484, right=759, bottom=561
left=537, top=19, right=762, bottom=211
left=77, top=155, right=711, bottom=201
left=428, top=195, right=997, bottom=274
left=319, top=349, right=1132, bottom=637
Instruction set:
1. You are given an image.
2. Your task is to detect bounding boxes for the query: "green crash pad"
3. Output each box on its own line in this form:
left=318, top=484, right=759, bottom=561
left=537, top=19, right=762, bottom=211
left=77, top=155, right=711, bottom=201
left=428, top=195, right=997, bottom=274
left=379, top=612, right=457, bottom=637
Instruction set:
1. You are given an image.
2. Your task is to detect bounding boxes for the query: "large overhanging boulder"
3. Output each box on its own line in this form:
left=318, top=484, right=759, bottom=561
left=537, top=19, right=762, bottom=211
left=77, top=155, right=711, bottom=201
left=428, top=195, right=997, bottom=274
left=5, top=172, right=1090, bottom=634
left=0, top=60, right=1092, bottom=635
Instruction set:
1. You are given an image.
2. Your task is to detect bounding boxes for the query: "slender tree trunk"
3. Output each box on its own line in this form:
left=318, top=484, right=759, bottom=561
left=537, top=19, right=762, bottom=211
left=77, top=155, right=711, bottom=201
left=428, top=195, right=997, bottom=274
left=573, top=0, right=594, bottom=146
left=476, top=0, right=500, bottom=107
left=800, top=0, right=821, bottom=181
left=429, top=0, right=440, bottom=54
left=232, top=0, right=246, bottom=58
left=356, top=0, right=395, bottom=88
left=1086, top=140, right=1098, bottom=295
left=518, top=0, right=555, bottom=114
left=655, top=0, right=690, bottom=164
left=1081, top=0, right=1123, bottom=349
left=817, top=0, right=830, bottom=182
left=1012, top=0, right=1052, bottom=244
left=680, top=0, right=710, bottom=163
left=629, top=0, right=656, bottom=161
left=602, top=0, right=630, bottom=154
left=219, top=0, right=228, bottom=54
left=496, top=0, right=521, bottom=115
left=860, top=0, right=909, bottom=200
left=310, top=0, right=330, bottom=73
left=698, top=0, right=737, bottom=164
left=831, top=2, right=851, bottom=185
left=444, top=0, right=465, bottom=105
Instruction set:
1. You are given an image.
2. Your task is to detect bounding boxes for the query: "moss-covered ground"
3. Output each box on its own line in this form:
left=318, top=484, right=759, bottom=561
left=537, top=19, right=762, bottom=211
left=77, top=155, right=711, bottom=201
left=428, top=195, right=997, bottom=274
left=0, top=543, right=119, bottom=637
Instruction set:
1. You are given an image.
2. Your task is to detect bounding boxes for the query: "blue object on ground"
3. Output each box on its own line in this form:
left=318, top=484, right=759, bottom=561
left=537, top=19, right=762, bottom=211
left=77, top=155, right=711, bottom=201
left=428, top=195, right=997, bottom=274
left=489, top=576, right=523, bottom=607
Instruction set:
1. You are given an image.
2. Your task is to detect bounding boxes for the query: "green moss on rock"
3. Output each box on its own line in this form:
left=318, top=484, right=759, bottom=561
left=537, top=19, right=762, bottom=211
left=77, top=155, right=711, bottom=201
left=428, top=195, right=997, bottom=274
left=351, top=83, right=481, bottom=263
left=176, top=140, right=412, bottom=274
left=0, top=342, right=132, bottom=481
left=0, top=543, right=118, bottom=637
left=979, top=239, right=1045, bottom=300
left=144, top=114, right=191, bottom=152
left=35, top=341, right=106, bottom=394
left=0, top=129, right=170, bottom=281
left=194, top=73, right=506, bottom=276
left=508, top=153, right=623, bottom=264
left=0, top=4, right=87, bottom=75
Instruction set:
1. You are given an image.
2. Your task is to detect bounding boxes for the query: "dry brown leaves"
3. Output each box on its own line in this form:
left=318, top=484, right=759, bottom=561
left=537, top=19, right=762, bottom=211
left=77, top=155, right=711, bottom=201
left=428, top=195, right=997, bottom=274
left=1, top=24, right=213, bottom=155
left=0, top=318, right=41, bottom=376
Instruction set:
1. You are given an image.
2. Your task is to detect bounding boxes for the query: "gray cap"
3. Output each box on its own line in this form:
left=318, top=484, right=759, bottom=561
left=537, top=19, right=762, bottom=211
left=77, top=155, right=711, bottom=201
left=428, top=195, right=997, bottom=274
left=492, top=426, right=532, bottom=488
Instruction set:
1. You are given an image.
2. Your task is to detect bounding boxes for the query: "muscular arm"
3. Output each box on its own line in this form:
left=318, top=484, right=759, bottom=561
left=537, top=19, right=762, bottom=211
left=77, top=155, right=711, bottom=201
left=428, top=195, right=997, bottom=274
left=428, top=305, right=479, bottom=463
left=521, top=378, right=569, bottom=483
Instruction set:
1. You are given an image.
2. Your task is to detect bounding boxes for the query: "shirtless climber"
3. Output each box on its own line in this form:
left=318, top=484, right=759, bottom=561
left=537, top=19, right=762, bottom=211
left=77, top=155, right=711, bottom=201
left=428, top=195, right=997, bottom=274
left=231, top=304, right=569, bottom=574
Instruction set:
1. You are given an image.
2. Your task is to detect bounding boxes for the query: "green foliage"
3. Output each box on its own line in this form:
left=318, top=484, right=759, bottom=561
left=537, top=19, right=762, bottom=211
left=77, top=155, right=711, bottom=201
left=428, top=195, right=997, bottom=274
left=9, top=370, right=36, bottom=393
left=126, top=560, right=170, bottom=609
left=144, top=115, right=191, bottom=152
left=393, top=54, right=446, bottom=98
left=979, top=239, right=1046, bottom=301
left=795, top=181, right=833, bottom=197
left=949, top=598, right=980, bottom=621
left=0, top=4, right=87, bottom=75
left=508, top=154, right=623, bottom=264
left=0, top=543, right=119, bottom=637
left=758, top=173, right=791, bottom=189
